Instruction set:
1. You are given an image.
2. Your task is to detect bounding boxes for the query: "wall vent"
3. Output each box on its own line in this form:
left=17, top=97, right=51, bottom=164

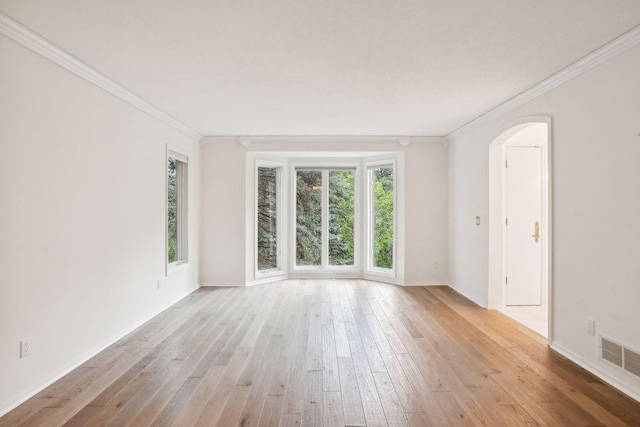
left=624, top=348, right=640, bottom=377
left=601, top=337, right=623, bottom=367
left=601, top=336, right=640, bottom=379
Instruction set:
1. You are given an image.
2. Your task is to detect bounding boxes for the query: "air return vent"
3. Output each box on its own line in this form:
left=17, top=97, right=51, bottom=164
left=601, top=337, right=623, bottom=367
left=601, top=336, right=640, bottom=379
left=624, top=348, right=640, bottom=377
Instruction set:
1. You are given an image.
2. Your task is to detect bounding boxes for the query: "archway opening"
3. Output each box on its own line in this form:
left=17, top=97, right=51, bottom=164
left=488, top=119, right=551, bottom=340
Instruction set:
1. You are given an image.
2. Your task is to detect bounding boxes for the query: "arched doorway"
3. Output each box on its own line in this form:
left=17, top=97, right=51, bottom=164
left=487, top=118, right=552, bottom=340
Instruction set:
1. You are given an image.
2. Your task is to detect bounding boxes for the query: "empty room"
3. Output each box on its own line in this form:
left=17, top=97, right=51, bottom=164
left=1, top=1, right=640, bottom=426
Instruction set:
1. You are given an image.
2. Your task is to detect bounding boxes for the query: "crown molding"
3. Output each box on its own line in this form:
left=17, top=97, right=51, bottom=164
left=0, top=12, right=203, bottom=142
left=201, top=135, right=445, bottom=146
left=446, top=25, right=640, bottom=142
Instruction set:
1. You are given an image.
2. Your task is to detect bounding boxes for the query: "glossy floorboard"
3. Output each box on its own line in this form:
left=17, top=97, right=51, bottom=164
left=2, top=280, right=639, bottom=426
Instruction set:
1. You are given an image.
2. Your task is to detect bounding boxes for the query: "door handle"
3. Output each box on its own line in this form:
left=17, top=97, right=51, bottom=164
left=532, top=221, right=540, bottom=243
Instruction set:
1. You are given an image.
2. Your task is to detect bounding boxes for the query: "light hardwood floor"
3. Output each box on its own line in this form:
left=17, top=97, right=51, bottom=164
left=2, top=280, right=639, bottom=426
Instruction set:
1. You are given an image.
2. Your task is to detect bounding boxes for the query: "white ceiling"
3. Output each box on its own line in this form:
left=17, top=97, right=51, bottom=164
left=1, top=1, right=639, bottom=136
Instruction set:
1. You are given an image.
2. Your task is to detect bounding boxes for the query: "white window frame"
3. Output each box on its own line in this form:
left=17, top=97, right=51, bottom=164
left=366, top=161, right=396, bottom=276
left=166, top=146, right=189, bottom=274
left=245, top=151, right=404, bottom=286
left=255, top=160, right=284, bottom=278
left=290, top=160, right=361, bottom=278
left=364, top=155, right=404, bottom=283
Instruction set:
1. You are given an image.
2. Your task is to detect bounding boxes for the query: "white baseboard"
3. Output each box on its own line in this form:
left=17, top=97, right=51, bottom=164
left=446, top=285, right=488, bottom=308
left=0, top=286, right=200, bottom=418
left=550, top=342, right=640, bottom=404
left=199, top=281, right=246, bottom=287
left=402, top=281, right=450, bottom=287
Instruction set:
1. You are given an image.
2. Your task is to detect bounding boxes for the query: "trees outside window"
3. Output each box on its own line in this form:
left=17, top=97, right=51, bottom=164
left=328, top=170, right=355, bottom=266
left=295, top=169, right=355, bottom=268
left=167, top=150, right=188, bottom=267
left=251, top=156, right=400, bottom=282
left=296, top=171, right=323, bottom=266
left=257, top=167, right=278, bottom=271
left=370, top=166, right=394, bottom=270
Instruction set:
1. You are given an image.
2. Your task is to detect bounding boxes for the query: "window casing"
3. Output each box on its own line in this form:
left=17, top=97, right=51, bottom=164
left=248, top=153, right=402, bottom=285
left=167, top=149, right=188, bottom=270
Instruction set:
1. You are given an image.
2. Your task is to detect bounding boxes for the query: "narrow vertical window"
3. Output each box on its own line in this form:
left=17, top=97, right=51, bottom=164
left=296, top=170, right=323, bottom=266
left=257, top=167, right=279, bottom=271
left=329, top=170, right=355, bottom=266
left=167, top=150, right=188, bottom=267
left=370, top=165, right=394, bottom=270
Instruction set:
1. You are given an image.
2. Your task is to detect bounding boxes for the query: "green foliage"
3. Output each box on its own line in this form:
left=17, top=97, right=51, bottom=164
left=296, top=171, right=322, bottom=265
left=259, top=167, right=391, bottom=270
left=329, top=171, right=355, bottom=265
left=373, top=167, right=393, bottom=269
left=167, top=158, right=178, bottom=263
left=257, top=167, right=278, bottom=270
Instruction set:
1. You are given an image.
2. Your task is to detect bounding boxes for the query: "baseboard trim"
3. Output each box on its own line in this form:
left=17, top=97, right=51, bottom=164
left=550, top=342, right=640, bottom=404
left=446, top=285, right=487, bottom=308
left=402, top=281, right=450, bottom=287
left=199, top=281, right=246, bottom=287
left=0, top=286, right=200, bottom=418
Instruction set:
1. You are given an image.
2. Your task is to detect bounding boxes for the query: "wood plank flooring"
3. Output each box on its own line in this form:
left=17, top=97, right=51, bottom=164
left=2, top=280, right=639, bottom=426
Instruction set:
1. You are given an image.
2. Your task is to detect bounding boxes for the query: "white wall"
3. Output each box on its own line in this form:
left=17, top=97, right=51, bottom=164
left=0, top=34, right=201, bottom=414
left=200, top=140, right=247, bottom=285
left=448, top=136, right=489, bottom=305
left=200, top=138, right=448, bottom=286
left=404, top=141, right=449, bottom=284
left=448, top=44, right=640, bottom=398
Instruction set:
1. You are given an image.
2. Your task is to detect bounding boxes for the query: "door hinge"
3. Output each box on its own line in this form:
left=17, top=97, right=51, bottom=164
left=505, top=276, right=508, bottom=285
left=505, top=218, right=508, bottom=226
left=505, top=160, right=508, bottom=168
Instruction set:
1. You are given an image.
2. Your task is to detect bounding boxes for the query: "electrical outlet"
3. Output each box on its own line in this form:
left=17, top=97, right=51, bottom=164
left=587, top=318, right=595, bottom=335
left=21, top=339, right=31, bottom=358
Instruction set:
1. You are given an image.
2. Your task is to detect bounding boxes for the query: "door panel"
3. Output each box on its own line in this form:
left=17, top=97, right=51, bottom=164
left=506, top=147, right=542, bottom=306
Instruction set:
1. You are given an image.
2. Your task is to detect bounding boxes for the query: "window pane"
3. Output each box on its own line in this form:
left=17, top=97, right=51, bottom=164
left=329, top=170, right=355, bottom=265
left=372, top=166, right=393, bottom=269
left=167, top=157, right=178, bottom=264
left=257, top=167, right=278, bottom=270
left=296, top=170, right=322, bottom=266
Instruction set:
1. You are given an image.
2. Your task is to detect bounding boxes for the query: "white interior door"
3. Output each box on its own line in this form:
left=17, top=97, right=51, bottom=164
left=505, top=146, right=542, bottom=306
